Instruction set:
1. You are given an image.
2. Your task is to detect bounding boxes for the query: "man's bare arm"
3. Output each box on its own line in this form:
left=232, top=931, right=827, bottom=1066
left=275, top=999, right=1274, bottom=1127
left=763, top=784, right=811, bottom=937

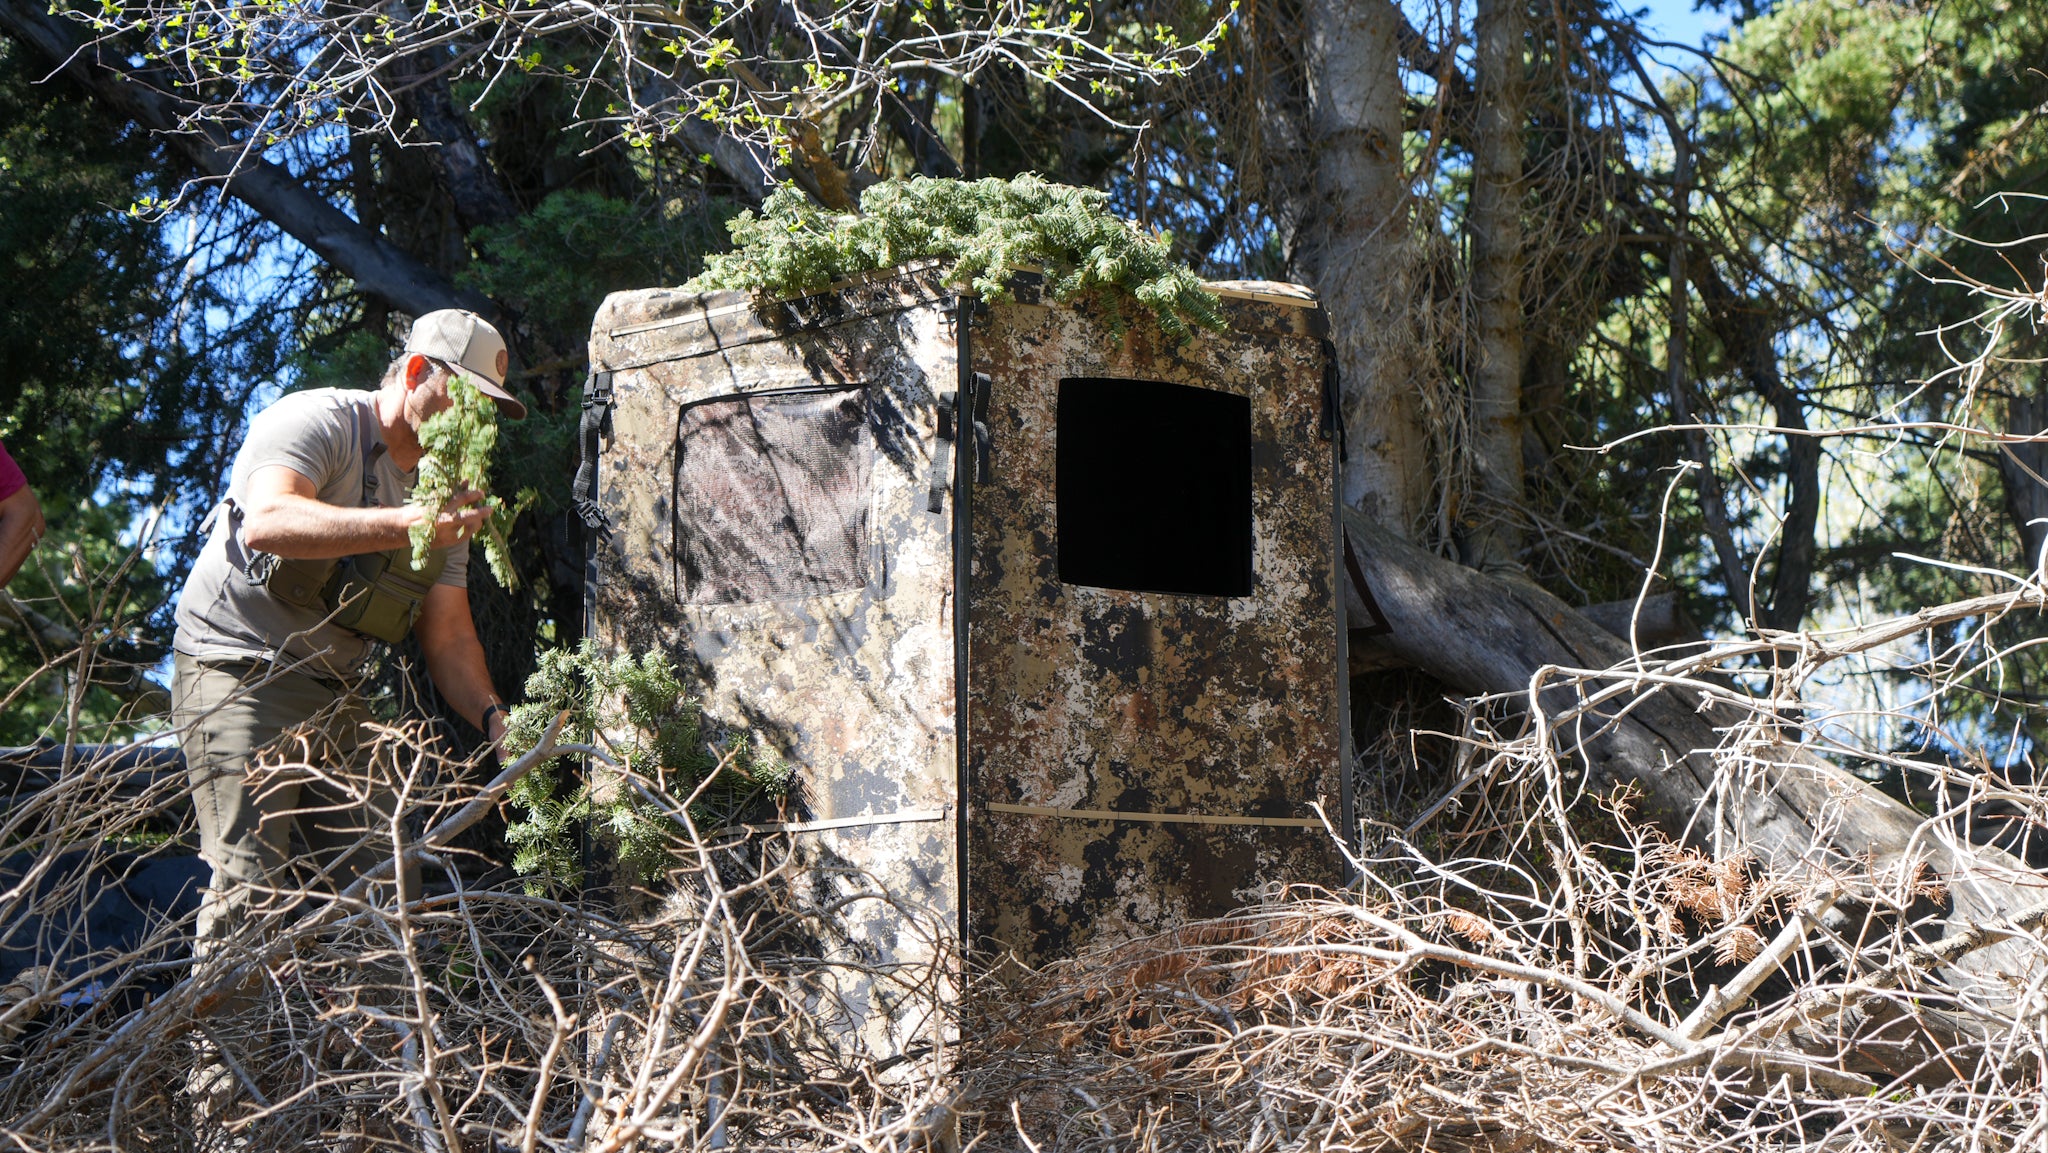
left=240, top=464, right=489, bottom=559
left=0, top=485, right=44, bottom=588
left=415, top=582, right=509, bottom=743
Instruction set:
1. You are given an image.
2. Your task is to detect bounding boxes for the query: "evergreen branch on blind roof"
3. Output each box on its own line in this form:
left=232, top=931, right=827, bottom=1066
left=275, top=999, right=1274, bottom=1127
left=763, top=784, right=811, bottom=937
left=685, top=175, right=1228, bottom=343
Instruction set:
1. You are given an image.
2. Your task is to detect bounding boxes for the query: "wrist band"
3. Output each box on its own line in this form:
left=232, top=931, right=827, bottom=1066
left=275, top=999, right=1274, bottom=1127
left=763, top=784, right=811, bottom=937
left=480, top=701, right=506, bottom=730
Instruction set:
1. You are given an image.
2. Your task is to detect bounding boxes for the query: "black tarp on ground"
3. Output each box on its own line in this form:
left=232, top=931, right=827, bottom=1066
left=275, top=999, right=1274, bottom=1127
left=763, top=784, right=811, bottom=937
left=0, top=850, right=207, bottom=994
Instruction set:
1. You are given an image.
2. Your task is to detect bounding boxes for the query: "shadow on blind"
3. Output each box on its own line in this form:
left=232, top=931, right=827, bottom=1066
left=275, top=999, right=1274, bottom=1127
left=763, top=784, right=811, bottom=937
left=671, top=386, right=874, bottom=605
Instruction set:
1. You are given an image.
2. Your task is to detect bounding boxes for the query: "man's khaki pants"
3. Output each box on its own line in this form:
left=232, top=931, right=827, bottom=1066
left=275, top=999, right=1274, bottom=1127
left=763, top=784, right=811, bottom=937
left=172, top=653, right=411, bottom=1010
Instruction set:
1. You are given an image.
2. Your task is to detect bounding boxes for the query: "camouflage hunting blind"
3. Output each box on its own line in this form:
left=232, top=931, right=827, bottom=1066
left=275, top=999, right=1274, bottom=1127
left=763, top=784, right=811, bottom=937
left=581, top=263, right=1351, bottom=1056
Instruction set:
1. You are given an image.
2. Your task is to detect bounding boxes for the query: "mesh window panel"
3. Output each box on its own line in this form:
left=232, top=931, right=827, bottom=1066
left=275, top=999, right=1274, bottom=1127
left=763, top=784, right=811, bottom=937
left=1057, top=377, right=1253, bottom=596
left=672, top=387, right=874, bottom=605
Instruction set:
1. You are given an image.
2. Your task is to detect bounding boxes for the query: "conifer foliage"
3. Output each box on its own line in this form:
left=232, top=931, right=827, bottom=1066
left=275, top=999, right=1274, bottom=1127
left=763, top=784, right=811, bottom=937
left=687, top=175, right=1228, bottom=341
left=500, top=641, right=792, bottom=889
left=410, top=374, right=528, bottom=588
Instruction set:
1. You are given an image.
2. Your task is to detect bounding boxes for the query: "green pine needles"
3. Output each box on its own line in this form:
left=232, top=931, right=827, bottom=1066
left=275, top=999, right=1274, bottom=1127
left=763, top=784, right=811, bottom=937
left=500, top=641, right=793, bottom=891
left=686, top=175, right=1227, bottom=342
left=410, top=374, right=530, bottom=588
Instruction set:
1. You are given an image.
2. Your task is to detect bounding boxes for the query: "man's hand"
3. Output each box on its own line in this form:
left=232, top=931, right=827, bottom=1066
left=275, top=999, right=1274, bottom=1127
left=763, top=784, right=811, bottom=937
left=244, top=467, right=495, bottom=559
left=424, top=489, right=492, bottom=550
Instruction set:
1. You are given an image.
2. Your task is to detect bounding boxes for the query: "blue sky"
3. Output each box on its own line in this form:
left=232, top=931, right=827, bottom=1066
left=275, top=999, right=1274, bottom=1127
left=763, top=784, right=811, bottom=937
left=1629, top=0, right=1732, bottom=50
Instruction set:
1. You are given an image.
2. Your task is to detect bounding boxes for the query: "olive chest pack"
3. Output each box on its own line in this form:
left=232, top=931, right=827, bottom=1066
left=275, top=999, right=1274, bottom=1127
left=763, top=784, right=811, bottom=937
left=581, top=265, right=1351, bottom=1055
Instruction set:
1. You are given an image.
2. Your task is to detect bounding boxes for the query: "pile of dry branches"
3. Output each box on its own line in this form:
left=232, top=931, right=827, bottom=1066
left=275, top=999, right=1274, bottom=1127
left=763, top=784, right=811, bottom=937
left=974, top=790, right=2047, bottom=1151
left=0, top=705, right=963, bottom=1151
left=4, top=568, right=2048, bottom=1151
left=0, top=663, right=2042, bottom=1151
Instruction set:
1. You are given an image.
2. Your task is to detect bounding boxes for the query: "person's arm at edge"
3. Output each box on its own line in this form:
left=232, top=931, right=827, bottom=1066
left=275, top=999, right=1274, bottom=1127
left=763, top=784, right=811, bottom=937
left=0, top=485, right=44, bottom=589
left=415, top=581, right=510, bottom=745
left=240, top=464, right=489, bottom=560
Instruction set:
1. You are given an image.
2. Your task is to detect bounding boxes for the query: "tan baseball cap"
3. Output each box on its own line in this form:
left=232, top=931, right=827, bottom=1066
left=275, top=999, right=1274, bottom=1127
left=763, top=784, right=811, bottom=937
left=404, top=309, right=527, bottom=420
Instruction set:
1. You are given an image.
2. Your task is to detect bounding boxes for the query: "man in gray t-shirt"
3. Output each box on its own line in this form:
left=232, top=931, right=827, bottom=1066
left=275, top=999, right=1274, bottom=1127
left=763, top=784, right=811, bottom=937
left=175, top=386, right=477, bottom=678
left=170, top=309, right=526, bottom=1044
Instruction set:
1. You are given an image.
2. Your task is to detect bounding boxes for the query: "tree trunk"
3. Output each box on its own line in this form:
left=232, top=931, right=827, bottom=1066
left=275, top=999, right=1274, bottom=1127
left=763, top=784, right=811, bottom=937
left=1464, top=0, right=1527, bottom=571
left=1694, top=264, right=1819, bottom=632
left=1345, top=507, right=2041, bottom=978
left=1999, top=382, right=2048, bottom=572
left=381, top=28, right=522, bottom=234
left=1755, top=356, right=1821, bottom=632
left=676, top=114, right=778, bottom=203
left=1626, top=58, right=1756, bottom=623
left=1295, top=0, right=1433, bottom=535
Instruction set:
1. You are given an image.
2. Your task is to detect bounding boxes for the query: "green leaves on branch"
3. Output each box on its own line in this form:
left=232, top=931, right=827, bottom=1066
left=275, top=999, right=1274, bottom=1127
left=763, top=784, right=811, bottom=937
left=687, top=175, right=1227, bottom=342
left=500, top=641, right=793, bottom=891
left=410, top=374, right=525, bottom=588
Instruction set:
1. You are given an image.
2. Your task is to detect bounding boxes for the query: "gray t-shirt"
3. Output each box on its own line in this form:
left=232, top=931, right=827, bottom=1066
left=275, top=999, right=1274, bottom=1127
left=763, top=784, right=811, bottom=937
left=174, top=388, right=469, bottom=677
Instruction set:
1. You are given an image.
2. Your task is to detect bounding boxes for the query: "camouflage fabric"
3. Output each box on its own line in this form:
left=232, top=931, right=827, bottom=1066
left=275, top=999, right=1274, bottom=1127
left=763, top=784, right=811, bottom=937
left=963, top=281, right=1346, bottom=962
left=589, top=268, right=962, bottom=1065
left=586, top=268, right=1346, bottom=1056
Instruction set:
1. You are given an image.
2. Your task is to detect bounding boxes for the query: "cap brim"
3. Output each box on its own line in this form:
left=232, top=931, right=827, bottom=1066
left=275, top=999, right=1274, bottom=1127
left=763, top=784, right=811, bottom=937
left=469, top=378, right=528, bottom=421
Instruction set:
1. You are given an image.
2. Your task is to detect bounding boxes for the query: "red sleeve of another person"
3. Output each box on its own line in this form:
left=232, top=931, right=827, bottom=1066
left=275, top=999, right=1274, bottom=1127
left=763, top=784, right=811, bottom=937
left=0, top=442, right=24, bottom=503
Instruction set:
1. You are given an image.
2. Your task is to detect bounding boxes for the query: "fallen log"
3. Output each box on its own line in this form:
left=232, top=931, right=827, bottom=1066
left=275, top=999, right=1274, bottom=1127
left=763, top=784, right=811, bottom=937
left=1342, top=509, right=2048, bottom=985
left=1574, top=591, right=1700, bottom=649
left=1350, top=590, right=1700, bottom=676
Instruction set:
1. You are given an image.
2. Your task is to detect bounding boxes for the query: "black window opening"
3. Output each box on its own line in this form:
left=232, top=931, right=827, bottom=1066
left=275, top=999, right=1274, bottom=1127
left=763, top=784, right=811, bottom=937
left=1056, top=377, right=1253, bottom=597
left=671, top=387, right=874, bottom=605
